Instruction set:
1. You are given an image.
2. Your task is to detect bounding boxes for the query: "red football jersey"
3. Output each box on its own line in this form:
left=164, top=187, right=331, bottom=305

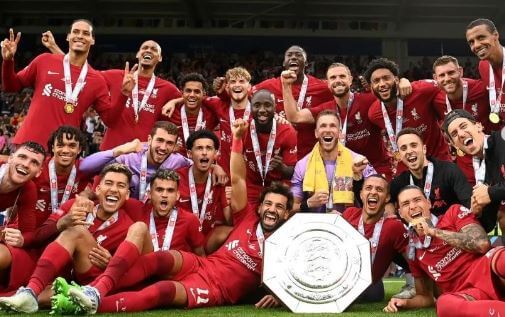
left=252, top=75, right=334, bottom=159
left=201, top=203, right=263, bottom=304
left=33, top=158, right=91, bottom=227
left=408, top=204, right=482, bottom=293
left=310, top=92, right=391, bottom=179
left=2, top=54, right=118, bottom=148
left=100, top=70, right=181, bottom=150
left=343, top=207, right=408, bottom=283
left=243, top=122, right=297, bottom=203
left=368, top=80, right=450, bottom=162
left=54, top=199, right=134, bottom=254
left=175, top=166, right=228, bottom=234
left=433, top=78, right=503, bottom=133
left=0, top=177, right=37, bottom=245
left=168, top=105, right=219, bottom=156
left=478, top=60, right=505, bottom=120
left=204, top=96, right=251, bottom=176
left=139, top=203, right=204, bottom=253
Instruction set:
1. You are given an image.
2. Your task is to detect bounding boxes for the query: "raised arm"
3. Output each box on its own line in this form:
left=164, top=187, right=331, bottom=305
left=41, top=30, right=64, bottom=55
left=1, top=28, right=26, bottom=92
left=230, top=118, right=249, bottom=213
left=96, top=62, right=138, bottom=126
left=79, top=139, right=142, bottom=176
left=281, top=70, right=315, bottom=124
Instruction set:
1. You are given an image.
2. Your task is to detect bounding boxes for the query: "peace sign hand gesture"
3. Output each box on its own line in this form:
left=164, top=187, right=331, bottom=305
left=121, top=61, right=139, bottom=96
left=1, top=28, right=21, bottom=61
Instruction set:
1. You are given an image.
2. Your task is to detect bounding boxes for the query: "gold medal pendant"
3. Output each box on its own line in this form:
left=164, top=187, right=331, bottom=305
left=456, top=148, right=465, bottom=157
left=394, top=151, right=401, bottom=161
left=489, top=112, right=500, bottom=124
left=64, top=103, right=75, bottom=114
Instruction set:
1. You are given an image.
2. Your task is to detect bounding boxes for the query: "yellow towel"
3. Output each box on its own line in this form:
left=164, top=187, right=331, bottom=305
left=303, top=142, right=354, bottom=204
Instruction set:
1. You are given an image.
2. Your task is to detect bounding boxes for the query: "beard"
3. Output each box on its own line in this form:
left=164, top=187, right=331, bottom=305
left=374, top=82, right=398, bottom=103
left=333, top=85, right=350, bottom=98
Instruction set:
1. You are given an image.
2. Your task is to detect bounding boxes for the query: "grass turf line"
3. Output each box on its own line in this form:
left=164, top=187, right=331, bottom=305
left=24, top=278, right=436, bottom=316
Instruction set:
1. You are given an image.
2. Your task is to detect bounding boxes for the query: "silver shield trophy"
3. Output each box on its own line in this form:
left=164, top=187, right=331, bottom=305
left=262, top=213, right=372, bottom=313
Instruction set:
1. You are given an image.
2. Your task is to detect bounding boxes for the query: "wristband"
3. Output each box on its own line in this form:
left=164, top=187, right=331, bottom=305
left=300, top=199, right=310, bottom=211
left=231, top=138, right=243, bottom=153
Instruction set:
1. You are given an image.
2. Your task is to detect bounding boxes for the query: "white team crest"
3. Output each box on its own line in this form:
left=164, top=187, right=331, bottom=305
left=411, top=108, right=420, bottom=120
left=471, top=103, right=478, bottom=116
left=96, top=235, right=107, bottom=245
left=354, top=112, right=363, bottom=124
left=305, top=96, right=312, bottom=107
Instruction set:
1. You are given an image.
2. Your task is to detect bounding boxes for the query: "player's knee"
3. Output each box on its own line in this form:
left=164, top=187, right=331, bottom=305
left=127, top=222, right=148, bottom=239
left=0, top=244, right=12, bottom=269
left=58, top=225, right=89, bottom=241
left=436, top=294, right=460, bottom=317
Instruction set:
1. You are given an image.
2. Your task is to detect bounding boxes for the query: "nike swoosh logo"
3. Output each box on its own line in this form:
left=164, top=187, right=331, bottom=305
left=419, top=251, right=426, bottom=260
left=47, top=71, right=59, bottom=75
left=179, top=198, right=190, bottom=203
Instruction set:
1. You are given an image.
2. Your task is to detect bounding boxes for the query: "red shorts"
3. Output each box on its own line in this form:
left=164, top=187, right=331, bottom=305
left=453, top=247, right=505, bottom=301
left=172, top=251, right=200, bottom=281
left=180, top=271, right=224, bottom=308
left=176, top=251, right=224, bottom=308
left=75, top=264, right=104, bottom=285
left=3, top=245, right=40, bottom=291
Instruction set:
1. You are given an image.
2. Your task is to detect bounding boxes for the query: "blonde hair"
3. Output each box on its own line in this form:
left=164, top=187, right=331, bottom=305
left=225, top=67, right=251, bottom=82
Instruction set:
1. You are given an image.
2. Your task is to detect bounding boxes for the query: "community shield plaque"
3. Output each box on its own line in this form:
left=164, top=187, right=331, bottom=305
left=262, top=213, right=372, bottom=313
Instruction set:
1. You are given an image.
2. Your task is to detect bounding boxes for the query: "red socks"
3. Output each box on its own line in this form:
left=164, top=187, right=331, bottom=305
left=491, top=248, right=505, bottom=279
left=114, top=251, right=175, bottom=291
left=97, top=281, right=177, bottom=313
left=437, top=293, right=505, bottom=317
left=91, top=241, right=139, bottom=297
left=27, top=242, right=71, bottom=295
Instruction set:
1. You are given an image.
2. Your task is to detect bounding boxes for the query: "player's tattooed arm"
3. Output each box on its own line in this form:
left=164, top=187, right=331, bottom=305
left=430, top=223, right=490, bottom=254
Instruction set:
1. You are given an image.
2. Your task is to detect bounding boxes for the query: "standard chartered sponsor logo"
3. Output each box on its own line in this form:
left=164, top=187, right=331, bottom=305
left=435, top=247, right=462, bottom=272
left=42, top=86, right=68, bottom=102
left=232, top=246, right=257, bottom=271
left=42, top=83, right=53, bottom=96
left=415, top=124, right=428, bottom=135
left=457, top=206, right=472, bottom=219
left=347, top=130, right=370, bottom=142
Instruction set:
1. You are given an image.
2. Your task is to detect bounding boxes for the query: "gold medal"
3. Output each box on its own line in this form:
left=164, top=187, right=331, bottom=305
left=64, top=103, right=75, bottom=114
left=394, top=151, right=401, bottom=161
left=489, top=112, right=500, bottom=124
left=456, top=148, right=465, bottom=157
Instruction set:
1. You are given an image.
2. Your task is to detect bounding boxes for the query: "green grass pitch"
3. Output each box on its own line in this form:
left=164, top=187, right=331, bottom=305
left=18, top=278, right=436, bottom=316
